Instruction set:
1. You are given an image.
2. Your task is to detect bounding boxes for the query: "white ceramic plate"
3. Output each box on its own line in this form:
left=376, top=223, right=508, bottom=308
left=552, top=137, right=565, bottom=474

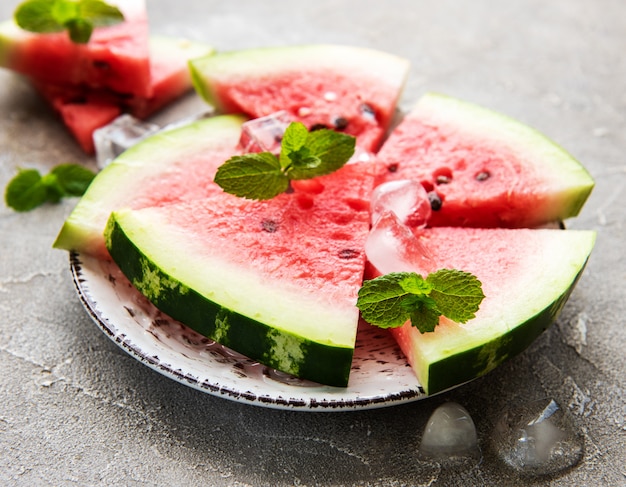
left=71, top=252, right=427, bottom=411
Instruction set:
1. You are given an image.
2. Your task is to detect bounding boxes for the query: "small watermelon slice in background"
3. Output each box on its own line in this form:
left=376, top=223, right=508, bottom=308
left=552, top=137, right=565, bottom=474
left=366, top=226, right=595, bottom=395
left=189, top=45, right=410, bottom=152
left=34, top=36, right=215, bottom=153
left=0, top=0, right=152, bottom=97
left=376, top=92, right=595, bottom=228
left=104, top=162, right=376, bottom=387
left=53, top=115, right=246, bottom=258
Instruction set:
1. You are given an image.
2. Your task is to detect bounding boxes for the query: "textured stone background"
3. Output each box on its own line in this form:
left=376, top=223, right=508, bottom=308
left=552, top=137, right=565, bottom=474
left=0, top=1, right=624, bottom=485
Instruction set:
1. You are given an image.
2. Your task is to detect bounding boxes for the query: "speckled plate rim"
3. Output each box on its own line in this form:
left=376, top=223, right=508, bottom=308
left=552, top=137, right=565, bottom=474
left=70, top=251, right=430, bottom=411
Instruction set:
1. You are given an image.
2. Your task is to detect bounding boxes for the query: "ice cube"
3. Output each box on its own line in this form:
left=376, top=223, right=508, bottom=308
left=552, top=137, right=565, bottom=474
left=93, top=114, right=160, bottom=169
left=370, top=179, right=432, bottom=228
left=493, top=398, right=584, bottom=475
left=365, top=211, right=435, bottom=275
left=239, top=110, right=294, bottom=154
left=419, top=402, right=481, bottom=462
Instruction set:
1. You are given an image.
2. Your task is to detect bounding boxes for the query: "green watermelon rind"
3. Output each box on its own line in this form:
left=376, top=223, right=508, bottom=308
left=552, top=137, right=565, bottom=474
left=426, top=255, right=590, bottom=395
left=412, top=92, right=595, bottom=222
left=53, top=114, right=247, bottom=258
left=104, top=213, right=354, bottom=387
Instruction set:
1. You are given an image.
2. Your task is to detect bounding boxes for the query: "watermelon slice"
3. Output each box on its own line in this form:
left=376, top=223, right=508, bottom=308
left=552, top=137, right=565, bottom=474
left=376, top=93, right=595, bottom=227
left=34, top=36, right=215, bottom=153
left=367, top=227, right=596, bottom=395
left=0, top=0, right=152, bottom=97
left=53, top=115, right=247, bottom=258
left=104, top=162, right=376, bottom=387
left=189, top=45, right=410, bottom=152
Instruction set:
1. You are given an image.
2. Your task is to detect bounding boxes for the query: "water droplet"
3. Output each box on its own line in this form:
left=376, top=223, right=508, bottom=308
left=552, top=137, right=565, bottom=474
left=419, top=402, right=481, bottom=463
left=492, top=399, right=584, bottom=476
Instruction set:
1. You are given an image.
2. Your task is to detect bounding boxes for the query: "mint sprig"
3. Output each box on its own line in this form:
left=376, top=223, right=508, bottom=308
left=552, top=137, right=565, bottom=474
left=214, top=122, right=356, bottom=200
left=5, top=164, right=96, bottom=212
left=14, top=0, right=125, bottom=44
left=357, top=270, right=485, bottom=333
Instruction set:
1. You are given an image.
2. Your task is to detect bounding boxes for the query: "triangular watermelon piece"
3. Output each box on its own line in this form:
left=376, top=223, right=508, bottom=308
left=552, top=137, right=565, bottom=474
left=104, top=162, right=377, bottom=387
left=34, top=36, right=215, bottom=153
left=189, top=45, right=410, bottom=152
left=54, top=115, right=246, bottom=258
left=0, top=0, right=151, bottom=96
left=366, top=226, right=595, bottom=395
left=376, top=92, right=595, bottom=228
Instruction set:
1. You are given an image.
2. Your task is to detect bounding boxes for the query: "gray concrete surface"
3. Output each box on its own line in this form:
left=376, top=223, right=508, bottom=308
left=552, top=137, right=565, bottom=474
left=1, top=1, right=624, bottom=485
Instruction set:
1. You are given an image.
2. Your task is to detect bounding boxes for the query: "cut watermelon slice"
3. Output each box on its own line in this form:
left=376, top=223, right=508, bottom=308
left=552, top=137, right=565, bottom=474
left=0, top=0, right=152, bottom=97
left=33, top=36, right=215, bottom=153
left=53, top=115, right=246, bottom=258
left=104, top=162, right=376, bottom=387
left=369, top=227, right=595, bottom=395
left=377, top=93, right=595, bottom=227
left=189, top=45, right=410, bottom=152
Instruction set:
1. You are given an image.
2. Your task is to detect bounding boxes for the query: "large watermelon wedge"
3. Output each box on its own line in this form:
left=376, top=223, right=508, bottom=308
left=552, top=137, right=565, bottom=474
left=34, top=36, right=215, bottom=153
left=366, top=226, right=595, bottom=395
left=0, top=0, right=152, bottom=97
left=104, top=162, right=376, bottom=387
left=377, top=92, right=594, bottom=228
left=53, top=115, right=246, bottom=258
left=189, top=45, right=410, bottom=152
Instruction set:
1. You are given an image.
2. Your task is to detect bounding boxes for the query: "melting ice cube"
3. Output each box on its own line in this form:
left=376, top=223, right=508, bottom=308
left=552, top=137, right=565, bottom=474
left=493, top=398, right=584, bottom=475
left=370, top=179, right=432, bottom=228
left=365, top=211, right=435, bottom=275
left=419, top=402, right=481, bottom=462
left=239, top=110, right=294, bottom=154
left=93, top=114, right=160, bottom=169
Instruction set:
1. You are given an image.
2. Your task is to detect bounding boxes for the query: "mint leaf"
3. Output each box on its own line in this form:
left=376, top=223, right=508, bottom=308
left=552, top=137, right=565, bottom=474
left=51, top=163, right=96, bottom=195
left=287, top=127, right=355, bottom=180
left=357, top=269, right=485, bottom=333
left=408, top=297, right=441, bottom=333
left=14, top=0, right=61, bottom=33
left=14, top=0, right=124, bottom=43
left=4, top=169, right=49, bottom=212
left=4, top=164, right=96, bottom=212
left=214, top=153, right=289, bottom=200
left=356, top=272, right=420, bottom=329
left=215, top=122, right=356, bottom=200
left=65, top=17, right=93, bottom=43
left=279, top=122, right=309, bottom=170
left=78, top=0, right=125, bottom=27
left=426, top=269, right=485, bottom=323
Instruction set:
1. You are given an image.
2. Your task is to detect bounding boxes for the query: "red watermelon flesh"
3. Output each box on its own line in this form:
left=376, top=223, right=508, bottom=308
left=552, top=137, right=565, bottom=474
left=33, top=37, right=215, bottom=153
left=189, top=45, right=410, bottom=152
left=0, top=0, right=151, bottom=97
left=53, top=115, right=248, bottom=259
left=376, top=93, right=594, bottom=228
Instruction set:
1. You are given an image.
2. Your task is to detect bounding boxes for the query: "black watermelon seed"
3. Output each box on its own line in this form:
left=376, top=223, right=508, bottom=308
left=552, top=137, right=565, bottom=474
left=387, top=163, right=398, bottom=173
left=436, top=174, right=452, bottom=185
left=475, top=170, right=491, bottom=181
left=333, top=116, right=349, bottom=130
left=427, top=191, right=443, bottom=211
left=261, top=219, right=279, bottom=233
left=92, top=60, right=110, bottom=70
left=338, top=248, right=359, bottom=259
left=310, top=123, right=329, bottom=131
